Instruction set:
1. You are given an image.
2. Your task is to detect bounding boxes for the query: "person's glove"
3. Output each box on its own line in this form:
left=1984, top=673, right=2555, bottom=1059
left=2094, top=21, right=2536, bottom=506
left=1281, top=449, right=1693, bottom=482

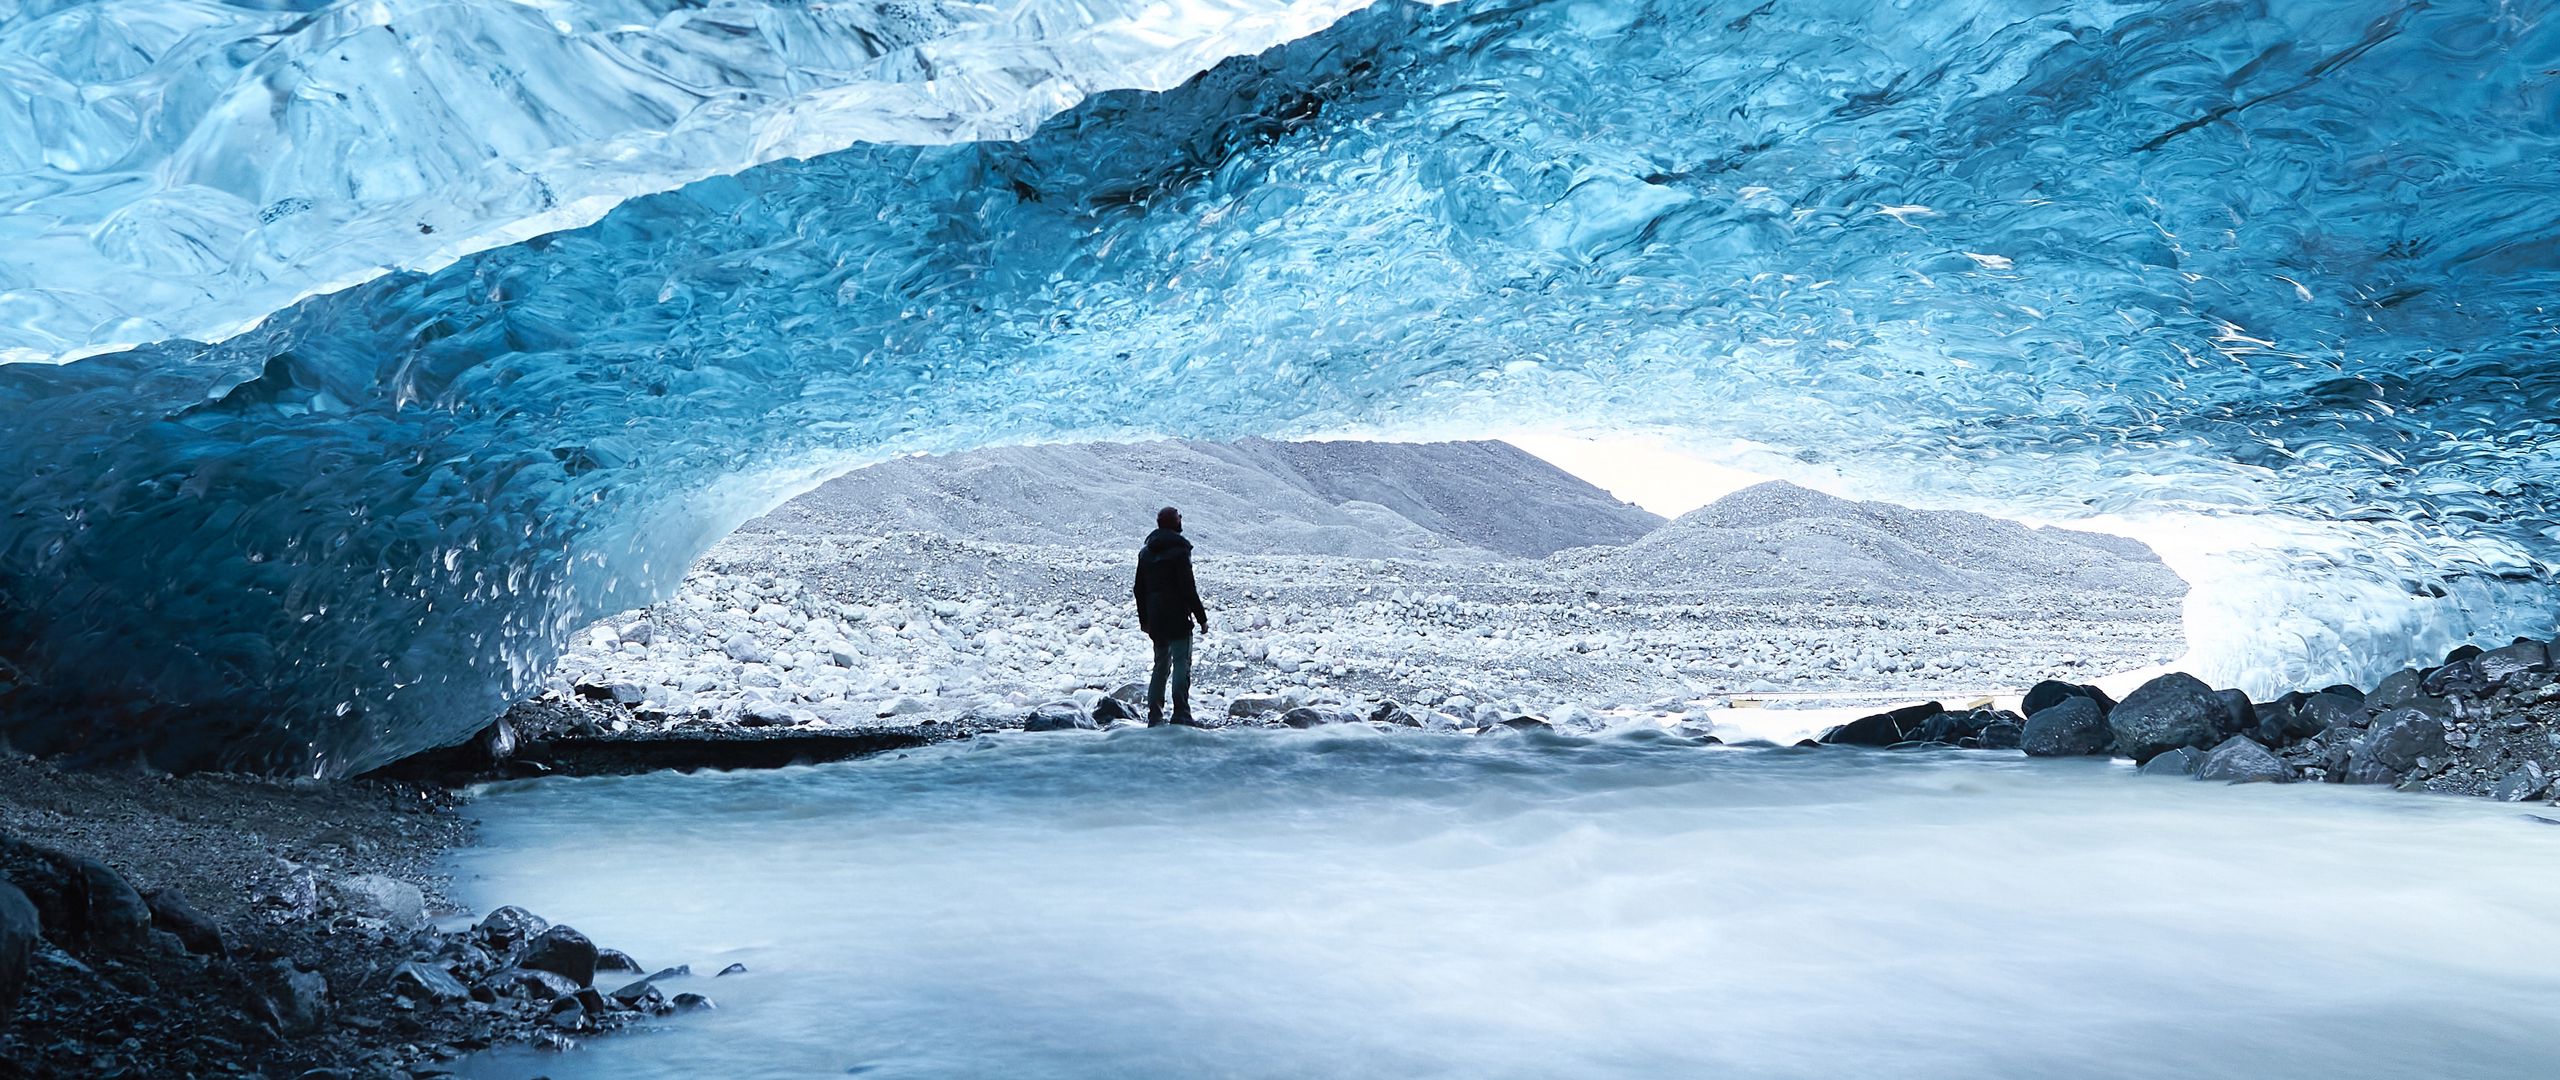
left=1196, top=614, right=1210, bottom=633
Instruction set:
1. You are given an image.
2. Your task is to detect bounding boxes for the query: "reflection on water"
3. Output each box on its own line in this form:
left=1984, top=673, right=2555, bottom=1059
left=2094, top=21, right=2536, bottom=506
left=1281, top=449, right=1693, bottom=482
left=453, top=727, right=2560, bottom=1079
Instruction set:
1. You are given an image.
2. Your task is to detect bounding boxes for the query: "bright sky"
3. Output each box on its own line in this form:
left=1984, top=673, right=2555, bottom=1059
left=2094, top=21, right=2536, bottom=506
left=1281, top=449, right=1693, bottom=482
left=1500, top=433, right=1772, bottom=518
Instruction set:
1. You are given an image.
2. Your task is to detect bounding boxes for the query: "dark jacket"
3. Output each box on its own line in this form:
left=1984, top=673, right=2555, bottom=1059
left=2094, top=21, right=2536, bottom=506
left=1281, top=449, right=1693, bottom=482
left=1133, top=527, right=1208, bottom=640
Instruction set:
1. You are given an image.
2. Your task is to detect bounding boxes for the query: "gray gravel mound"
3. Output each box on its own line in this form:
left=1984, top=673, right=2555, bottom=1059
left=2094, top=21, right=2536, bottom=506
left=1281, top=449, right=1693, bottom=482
left=1565, top=480, right=2183, bottom=600
left=743, top=438, right=1662, bottom=560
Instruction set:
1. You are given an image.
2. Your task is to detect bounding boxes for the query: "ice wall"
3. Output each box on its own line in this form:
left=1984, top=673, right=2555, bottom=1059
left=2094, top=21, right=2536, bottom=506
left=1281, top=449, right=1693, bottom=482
left=4, top=0, right=2557, bottom=773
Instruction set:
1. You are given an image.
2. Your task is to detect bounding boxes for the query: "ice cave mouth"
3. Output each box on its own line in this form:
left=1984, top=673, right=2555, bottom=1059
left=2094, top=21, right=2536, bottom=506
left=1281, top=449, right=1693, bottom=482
left=2, top=0, right=2558, bottom=774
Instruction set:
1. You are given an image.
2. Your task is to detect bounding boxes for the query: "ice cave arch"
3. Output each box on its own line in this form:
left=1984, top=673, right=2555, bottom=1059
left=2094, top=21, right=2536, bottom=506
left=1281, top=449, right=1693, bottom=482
left=1, top=0, right=2556, bottom=774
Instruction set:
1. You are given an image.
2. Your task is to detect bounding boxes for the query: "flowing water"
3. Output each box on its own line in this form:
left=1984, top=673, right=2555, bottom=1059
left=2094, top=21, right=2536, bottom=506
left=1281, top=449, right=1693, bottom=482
left=453, top=727, right=2560, bottom=1079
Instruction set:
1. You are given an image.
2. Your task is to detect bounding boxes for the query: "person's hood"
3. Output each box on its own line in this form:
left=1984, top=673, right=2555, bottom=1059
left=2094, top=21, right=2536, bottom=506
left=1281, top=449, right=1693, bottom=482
left=1140, top=527, right=1191, bottom=561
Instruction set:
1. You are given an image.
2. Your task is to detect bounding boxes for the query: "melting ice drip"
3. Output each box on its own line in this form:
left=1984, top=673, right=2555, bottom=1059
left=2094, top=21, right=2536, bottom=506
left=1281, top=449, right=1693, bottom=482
left=2, top=0, right=2557, bottom=773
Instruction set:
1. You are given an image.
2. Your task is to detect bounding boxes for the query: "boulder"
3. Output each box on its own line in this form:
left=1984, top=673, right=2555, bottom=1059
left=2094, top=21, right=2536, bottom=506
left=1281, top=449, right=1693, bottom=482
left=144, top=889, right=225, bottom=956
left=1369, top=701, right=1422, bottom=727
left=475, top=905, right=548, bottom=950
left=2317, top=683, right=2366, bottom=703
left=264, top=960, right=330, bottom=1034
left=2106, top=673, right=2225, bottom=763
left=1109, top=682, right=1148, bottom=705
left=390, top=961, right=470, bottom=1004
left=2422, top=658, right=2486, bottom=698
left=2212, top=690, right=2256, bottom=738
left=716, top=962, right=749, bottom=977
left=2020, top=680, right=2113, bottom=718
left=1279, top=707, right=1332, bottom=728
left=2196, top=736, right=2293, bottom=784
left=2364, top=668, right=2425, bottom=712
left=522, top=924, right=600, bottom=987
left=595, top=948, right=643, bottom=975
left=608, top=977, right=666, bottom=1009
left=2444, top=643, right=2485, bottom=665
left=2137, top=746, right=2199, bottom=777
left=1022, top=703, right=1096, bottom=732
left=1091, top=696, right=1140, bottom=724
left=0, top=878, right=34, bottom=1024
left=485, top=966, right=582, bottom=1002
left=1820, top=702, right=1945, bottom=747
left=2020, top=697, right=2110, bottom=757
left=67, top=855, right=152, bottom=952
left=2296, top=692, right=2367, bottom=734
left=672, top=992, right=716, bottom=1012
left=721, top=634, right=772, bottom=664
left=1227, top=695, right=1288, bottom=718
left=2359, top=708, right=2449, bottom=773
left=1968, top=714, right=2025, bottom=751
left=1496, top=715, right=1553, bottom=732
left=329, top=873, right=426, bottom=930
left=2492, top=762, right=2549, bottom=803
left=2478, top=641, right=2551, bottom=686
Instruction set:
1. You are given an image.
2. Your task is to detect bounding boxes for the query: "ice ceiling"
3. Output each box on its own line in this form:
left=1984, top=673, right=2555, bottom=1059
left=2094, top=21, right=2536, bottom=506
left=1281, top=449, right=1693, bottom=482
left=2, top=0, right=2556, bottom=774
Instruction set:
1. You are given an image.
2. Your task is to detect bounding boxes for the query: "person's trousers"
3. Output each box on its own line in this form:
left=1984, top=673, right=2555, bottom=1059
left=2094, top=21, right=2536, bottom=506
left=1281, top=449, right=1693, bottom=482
left=1148, top=634, right=1193, bottom=725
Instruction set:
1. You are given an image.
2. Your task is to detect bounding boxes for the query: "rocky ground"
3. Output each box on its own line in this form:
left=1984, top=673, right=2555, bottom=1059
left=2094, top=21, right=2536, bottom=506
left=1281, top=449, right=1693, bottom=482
left=0, top=755, right=736, bottom=1078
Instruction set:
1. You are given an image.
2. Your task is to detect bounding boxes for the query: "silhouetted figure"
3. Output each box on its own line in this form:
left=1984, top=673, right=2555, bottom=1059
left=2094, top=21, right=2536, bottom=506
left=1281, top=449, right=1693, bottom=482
left=1134, top=506, right=1210, bottom=726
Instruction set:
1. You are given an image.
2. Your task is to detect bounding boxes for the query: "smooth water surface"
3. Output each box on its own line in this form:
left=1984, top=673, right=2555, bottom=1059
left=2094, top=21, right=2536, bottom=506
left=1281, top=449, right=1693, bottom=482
left=454, top=728, right=2560, bottom=1079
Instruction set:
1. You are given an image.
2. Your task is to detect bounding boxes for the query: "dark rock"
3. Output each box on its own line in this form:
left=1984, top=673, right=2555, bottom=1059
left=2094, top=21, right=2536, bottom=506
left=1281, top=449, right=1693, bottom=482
left=2444, top=643, right=2484, bottom=665
left=2296, top=692, right=2366, bottom=735
left=485, top=966, right=581, bottom=1002
left=61, top=854, right=152, bottom=952
left=2020, top=697, right=2110, bottom=757
left=2021, top=680, right=2112, bottom=719
left=1820, top=702, right=1945, bottom=747
left=672, top=992, right=715, bottom=1012
left=2137, top=746, right=2199, bottom=777
left=2106, top=673, right=2225, bottom=763
left=2360, top=708, right=2450, bottom=773
left=2492, top=763, right=2549, bottom=802
left=2423, top=658, right=2486, bottom=698
left=595, top=948, right=643, bottom=975
left=1369, top=701, right=1421, bottom=727
left=2478, top=641, right=2551, bottom=686
left=1022, top=703, right=1096, bottom=732
left=522, top=924, right=600, bottom=987
left=645, top=964, right=692, bottom=982
left=1226, top=695, right=1287, bottom=718
left=0, top=878, right=33, bottom=1024
left=2196, top=736, right=2293, bottom=784
left=1496, top=715, right=1553, bottom=732
left=608, top=978, right=666, bottom=1009
left=389, top=961, right=469, bottom=1004
left=475, top=905, right=549, bottom=951
left=1968, top=715, right=2025, bottom=751
left=716, top=962, right=748, bottom=977
left=2317, top=684, right=2366, bottom=703
left=329, top=872, right=426, bottom=929
left=143, top=888, right=224, bottom=956
left=547, top=997, right=590, bottom=1032
left=2365, top=668, right=2425, bottom=712
left=1109, top=681, right=1147, bottom=705
left=264, top=960, right=330, bottom=1034
left=2212, top=690, right=2256, bottom=738
left=1091, top=696, right=1139, bottom=724
left=1279, top=707, right=1333, bottom=729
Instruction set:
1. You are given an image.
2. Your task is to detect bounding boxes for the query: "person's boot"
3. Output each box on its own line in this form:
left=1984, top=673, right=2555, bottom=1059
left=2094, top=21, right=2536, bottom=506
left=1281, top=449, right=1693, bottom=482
left=1147, top=703, right=1165, bottom=727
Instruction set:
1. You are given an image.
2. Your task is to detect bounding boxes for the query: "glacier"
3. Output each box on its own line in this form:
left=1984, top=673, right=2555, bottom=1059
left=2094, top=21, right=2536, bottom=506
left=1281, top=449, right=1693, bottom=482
left=2, top=0, right=2558, bottom=774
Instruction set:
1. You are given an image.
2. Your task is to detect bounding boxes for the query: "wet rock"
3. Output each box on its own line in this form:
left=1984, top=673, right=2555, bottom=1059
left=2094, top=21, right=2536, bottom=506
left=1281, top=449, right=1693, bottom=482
left=644, top=964, right=692, bottom=982
left=2196, top=736, right=2292, bottom=784
left=1369, top=701, right=1421, bottom=726
left=1820, top=701, right=1944, bottom=747
left=2360, top=708, right=2450, bottom=773
left=143, top=888, right=225, bottom=956
left=1496, top=715, right=1554, bottom=732
left=595, top=948, right=643, bottom=975
left=672, top=992, right=715, bottom=1012
left=2478, top=641, right=2550, bottom=686
left=608, top=978, right=667, bottom=1010
left=52, top=853, right=153, bottom=952
left=1022, top=703, right=1096, bottom=731
left=716, top=962, right=748, bottom=977
left=264, top=959, right=330, bottom=1034
left=2137, top=746, right=2200, bottom=777
left=476, top=906, right=549, bottom=950
left=390, top=961, right=470, bottom=1004
left=1279, top=706, right=1335, bottom=728
left=2365, top=669, right=2425, bottom=712
left=1109, top=681, right=1147, bottom=705
left=547, top=996, right=591, bottom=1032
left=2422, top=658, right=2487, bottom=698
left=522, top=924, right=600, bottom=986
left=2445, top=643, right=2485, bottom=665
left=2107, top=673, right=2225, bottom=764
left=486, top=966, right=581, bottom=1002
left=2021, top=680, right=2113, bottom=718
left=2021, top=697, right=2109, bottom=757
left=0, top=878, right=34, bottom=1024
left=2212, top=690, right=2256, bottom=738
left=1967, top=713, right=2025, bottom=750
left=329, top=872, right=426, bottom=930
left=1091, top=696, right=1140, bottom=724
left=2492, top=762, right=2549, bottom=802
left=1227, top=695, right=1288, bottom=718
left=2297, top=692, right=2367, bottom=734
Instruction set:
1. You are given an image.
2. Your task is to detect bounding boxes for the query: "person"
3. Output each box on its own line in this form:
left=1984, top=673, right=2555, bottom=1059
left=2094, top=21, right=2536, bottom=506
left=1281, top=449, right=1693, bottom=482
left=1133, top=506, right=1210, bottom=726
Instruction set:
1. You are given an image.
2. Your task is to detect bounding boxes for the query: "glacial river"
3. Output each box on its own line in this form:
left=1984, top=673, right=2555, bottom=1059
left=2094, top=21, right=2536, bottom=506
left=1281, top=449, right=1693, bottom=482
left=453, top=726, right=2560, bottom=1079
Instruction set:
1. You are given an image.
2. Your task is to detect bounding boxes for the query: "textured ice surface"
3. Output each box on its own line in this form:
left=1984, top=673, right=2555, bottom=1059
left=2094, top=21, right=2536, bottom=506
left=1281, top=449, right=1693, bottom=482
left=0, top=0, right=1382, bottom=362
left=4, top=0, right=2559, bottom=772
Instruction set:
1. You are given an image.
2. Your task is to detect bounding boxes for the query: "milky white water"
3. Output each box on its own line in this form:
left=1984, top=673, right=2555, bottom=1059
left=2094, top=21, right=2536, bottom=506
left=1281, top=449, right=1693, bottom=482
left=452, top=727, right=2560, bottom=1079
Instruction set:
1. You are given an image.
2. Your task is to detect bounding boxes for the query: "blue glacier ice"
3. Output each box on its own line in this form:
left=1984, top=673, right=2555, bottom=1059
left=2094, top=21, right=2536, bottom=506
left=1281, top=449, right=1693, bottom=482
left=2, top=0, right=2558, bottom=773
